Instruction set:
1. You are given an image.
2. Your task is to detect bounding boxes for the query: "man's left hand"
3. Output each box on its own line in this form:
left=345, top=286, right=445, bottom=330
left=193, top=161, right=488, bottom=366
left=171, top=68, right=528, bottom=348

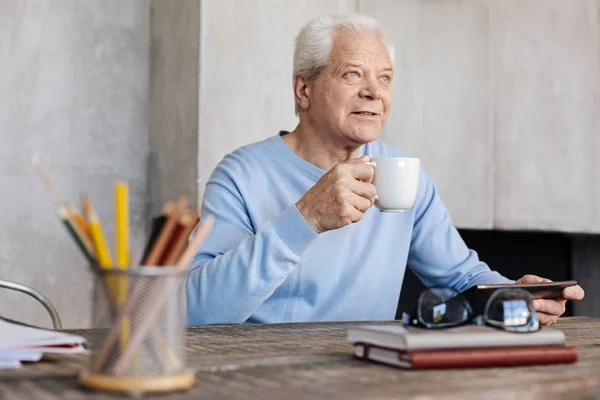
left=515, top=274, right=585, bottom=326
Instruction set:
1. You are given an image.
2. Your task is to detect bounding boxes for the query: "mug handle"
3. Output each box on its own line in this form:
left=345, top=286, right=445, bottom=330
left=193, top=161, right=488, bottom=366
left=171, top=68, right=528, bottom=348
left=364, top=161, right=378, bottom=201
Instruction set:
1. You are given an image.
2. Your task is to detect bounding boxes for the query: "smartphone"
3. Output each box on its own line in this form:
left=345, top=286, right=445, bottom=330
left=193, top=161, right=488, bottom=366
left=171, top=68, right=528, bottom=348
left=457, top=280, right=578, bottom=316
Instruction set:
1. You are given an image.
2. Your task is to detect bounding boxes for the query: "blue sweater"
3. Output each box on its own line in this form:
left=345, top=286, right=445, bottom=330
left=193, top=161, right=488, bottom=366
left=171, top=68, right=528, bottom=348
left=187, top=133, right=511, bottom=325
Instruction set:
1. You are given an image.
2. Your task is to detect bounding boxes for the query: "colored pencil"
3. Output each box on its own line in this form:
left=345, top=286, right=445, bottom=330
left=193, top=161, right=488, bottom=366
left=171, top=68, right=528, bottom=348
left=140, top=202, right=173, bottom=263
left=32, top=155, right=92, bottom=241
left=82, top=194, right=122, bottom=309
left=57, top=205, right=95, bottom=264
left=143, top=196, right=189, bottom=266
left=83, top=195, right=113, bottom=268
left=115, top=181, right=129, bottom=269
left=159, top=210, right=200, bottom=266
left=112, top=216, right=214, bottom=375
left=114, top=181, right=130, bottom=356
left=176, top=215, right=214, bottom=267
left=48, top=188, right=209, bottom=375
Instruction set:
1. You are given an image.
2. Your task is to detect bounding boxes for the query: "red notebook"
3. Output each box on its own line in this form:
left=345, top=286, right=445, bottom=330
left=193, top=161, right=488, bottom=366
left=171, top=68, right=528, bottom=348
left=354, top=343, right=579, bottom=369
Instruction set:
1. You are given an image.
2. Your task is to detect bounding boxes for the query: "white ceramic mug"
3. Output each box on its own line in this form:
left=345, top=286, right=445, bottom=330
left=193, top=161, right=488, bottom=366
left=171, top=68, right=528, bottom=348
left=366, top=157, right=420, bottom=213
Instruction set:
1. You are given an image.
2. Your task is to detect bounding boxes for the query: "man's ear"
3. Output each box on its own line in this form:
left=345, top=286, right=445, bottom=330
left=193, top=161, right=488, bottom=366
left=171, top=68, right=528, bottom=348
left=293, top=73, right=311, bottom=112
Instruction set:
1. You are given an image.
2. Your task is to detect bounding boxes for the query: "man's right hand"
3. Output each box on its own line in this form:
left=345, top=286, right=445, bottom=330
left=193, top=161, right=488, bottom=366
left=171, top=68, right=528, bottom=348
left=296, top=156, right=377, bottom=233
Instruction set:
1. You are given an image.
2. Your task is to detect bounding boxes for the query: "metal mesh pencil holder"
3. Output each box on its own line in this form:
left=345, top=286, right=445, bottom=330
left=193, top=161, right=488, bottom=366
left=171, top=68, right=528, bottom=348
left=79, top=266, right=194, bottom=395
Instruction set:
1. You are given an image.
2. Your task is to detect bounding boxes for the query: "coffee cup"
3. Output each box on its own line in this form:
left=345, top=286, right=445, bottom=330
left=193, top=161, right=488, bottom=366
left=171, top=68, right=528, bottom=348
left=366, top=157, right=420, bottom=213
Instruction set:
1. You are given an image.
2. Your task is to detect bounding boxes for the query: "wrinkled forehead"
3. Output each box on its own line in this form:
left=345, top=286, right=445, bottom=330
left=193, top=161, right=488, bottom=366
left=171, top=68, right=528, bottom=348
left=327, top=32, right=394, bottom=72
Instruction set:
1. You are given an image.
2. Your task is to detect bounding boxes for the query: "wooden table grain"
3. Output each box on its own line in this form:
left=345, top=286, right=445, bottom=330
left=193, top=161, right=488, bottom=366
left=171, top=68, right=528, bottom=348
left=1, top=317, right=599, bottom=399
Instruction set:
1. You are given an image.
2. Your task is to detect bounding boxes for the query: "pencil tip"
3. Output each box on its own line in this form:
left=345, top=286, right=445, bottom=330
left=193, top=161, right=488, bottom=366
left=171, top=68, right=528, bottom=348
left=81, top=194, right=89, bottom=211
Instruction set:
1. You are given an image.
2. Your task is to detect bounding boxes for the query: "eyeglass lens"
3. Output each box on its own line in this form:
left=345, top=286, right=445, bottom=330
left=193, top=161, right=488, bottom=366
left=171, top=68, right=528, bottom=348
left=485, top=289, right=534, bottom=328
left=418, top=287, right=470, bottom=327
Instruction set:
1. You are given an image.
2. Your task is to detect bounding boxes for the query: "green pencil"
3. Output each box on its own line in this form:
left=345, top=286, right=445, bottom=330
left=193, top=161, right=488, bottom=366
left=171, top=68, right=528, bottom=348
left=57, top=205, right=95, bottom=264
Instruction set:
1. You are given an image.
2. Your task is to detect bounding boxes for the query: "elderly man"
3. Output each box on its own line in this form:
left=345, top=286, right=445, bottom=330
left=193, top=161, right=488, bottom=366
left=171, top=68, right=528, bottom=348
left=187, top=13, right=583, bottom=326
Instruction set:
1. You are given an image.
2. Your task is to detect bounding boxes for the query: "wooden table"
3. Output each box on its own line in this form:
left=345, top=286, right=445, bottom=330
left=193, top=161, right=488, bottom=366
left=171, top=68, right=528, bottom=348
left=1, top=317, right=599, bottom=399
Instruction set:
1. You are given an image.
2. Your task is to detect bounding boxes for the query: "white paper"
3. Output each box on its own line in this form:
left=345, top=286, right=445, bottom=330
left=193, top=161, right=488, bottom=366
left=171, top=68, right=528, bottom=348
left=0, top=350, right=43, bottom=362
left=0, top=358, right=21, bottom=369
left=0, top=318, right=86, bottom=350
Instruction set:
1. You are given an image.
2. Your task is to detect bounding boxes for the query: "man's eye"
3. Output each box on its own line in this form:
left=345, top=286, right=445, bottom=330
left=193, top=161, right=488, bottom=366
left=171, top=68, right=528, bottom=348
left=381, top=75, right=391, bottom=83
left=345, top=71, right=359, bottom=78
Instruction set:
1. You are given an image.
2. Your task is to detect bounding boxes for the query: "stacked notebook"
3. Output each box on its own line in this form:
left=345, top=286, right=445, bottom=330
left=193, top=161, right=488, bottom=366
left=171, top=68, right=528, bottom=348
left=347, top=324, right=578, bottom=369
left=0, top=317, right=86, bottom=369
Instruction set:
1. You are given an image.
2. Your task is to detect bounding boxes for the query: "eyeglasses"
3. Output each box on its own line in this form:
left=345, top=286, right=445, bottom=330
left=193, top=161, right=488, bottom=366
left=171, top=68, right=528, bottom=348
left=402, top=287, right=540, bottom=333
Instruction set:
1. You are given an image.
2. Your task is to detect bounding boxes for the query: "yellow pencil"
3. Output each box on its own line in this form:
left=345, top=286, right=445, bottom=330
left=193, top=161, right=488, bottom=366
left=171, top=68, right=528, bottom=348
left=83, top=196, right=113, bottom=268
left=115, top=181, right=130, bottom=355
left=82, top=195, right=119, bottom=306
left=115, top=181, right=129, bottom=268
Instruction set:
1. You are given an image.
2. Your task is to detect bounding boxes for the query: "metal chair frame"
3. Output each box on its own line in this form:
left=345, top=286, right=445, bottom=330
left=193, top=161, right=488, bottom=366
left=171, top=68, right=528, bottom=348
left=0, top=279, right=63, bottom=329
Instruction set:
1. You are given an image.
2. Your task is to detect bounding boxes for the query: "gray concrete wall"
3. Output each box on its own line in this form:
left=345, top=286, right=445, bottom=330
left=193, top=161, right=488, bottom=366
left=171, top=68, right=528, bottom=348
left=0, top=0, right=150, bottom=328
left=149, top=0, right=200, bottom=216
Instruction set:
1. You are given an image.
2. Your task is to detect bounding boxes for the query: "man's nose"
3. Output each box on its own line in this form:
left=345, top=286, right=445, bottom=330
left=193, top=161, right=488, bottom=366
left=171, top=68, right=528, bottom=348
left=359, top=77, right=381, bottom=100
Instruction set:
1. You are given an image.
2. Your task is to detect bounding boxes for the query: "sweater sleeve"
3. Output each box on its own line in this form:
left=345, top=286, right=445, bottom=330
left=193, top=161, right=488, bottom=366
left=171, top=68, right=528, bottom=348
left=185, top=172, right=318, bottom=325
left=407, top=168, right=514, bottom=293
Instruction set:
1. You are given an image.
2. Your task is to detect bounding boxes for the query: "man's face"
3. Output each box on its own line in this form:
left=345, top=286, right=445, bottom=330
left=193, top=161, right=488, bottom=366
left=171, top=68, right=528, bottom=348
left=306, top=32, right=393, bottom=146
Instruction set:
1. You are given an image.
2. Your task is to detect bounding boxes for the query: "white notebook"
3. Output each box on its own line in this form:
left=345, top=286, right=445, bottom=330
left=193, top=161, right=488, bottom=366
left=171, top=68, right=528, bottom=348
left=0, top=317, right=86, bottom=369
left=347, top=323, right=565, bottom=351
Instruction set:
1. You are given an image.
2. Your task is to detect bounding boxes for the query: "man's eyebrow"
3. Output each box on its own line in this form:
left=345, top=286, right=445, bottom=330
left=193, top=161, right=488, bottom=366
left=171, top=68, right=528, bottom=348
left=332, top=62, right=362, bottom=75
left=337, top=62, right=365, bottom=70
left=333, top=62, right=393, bottom=74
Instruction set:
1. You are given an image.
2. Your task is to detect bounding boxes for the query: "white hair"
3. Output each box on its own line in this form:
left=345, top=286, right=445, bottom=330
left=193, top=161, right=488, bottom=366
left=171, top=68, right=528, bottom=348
left=293, top=13, right=395, bottom=115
